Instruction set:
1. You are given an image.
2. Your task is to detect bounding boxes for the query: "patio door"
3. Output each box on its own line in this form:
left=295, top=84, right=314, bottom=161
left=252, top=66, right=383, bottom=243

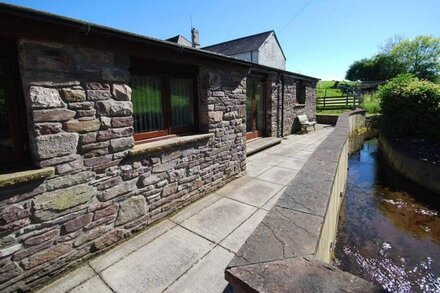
left=246, top=78, right=265, bottom=140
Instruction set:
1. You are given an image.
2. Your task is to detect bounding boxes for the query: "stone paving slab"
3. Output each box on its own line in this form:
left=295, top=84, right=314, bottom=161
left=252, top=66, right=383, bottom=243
left=164, top=246, right=235, bottom=293
left=179, top=197, right=257, bottom=243
left=228, top=206, right=323, bottom=268
left=69, top=276, right=112, bottom=293
left=224, top=178, right=284, bottom=208
left=101, top=226, right=213, bottom=293
left=37, top=126, right=334, bottom=293
left=247, top=153, right=286, bottom=166
left=226, top=257, right=381, bottom=293
left=262, top=186, right=287, bottom=211
left=245, top=161, right=273, bottom=177
left=220, top=209, right=268, bottom=253
left=37, top=265, right=96, bottom=293
left=214, top=175, right=253, bottom=196
left=276, top=156, right=307, bottom=170
left=277, top=175, right=334, bottom=217
left=90, top=219, right=176, bottom=272
left=291, top=150, right=314, bottom=159
left=170, top=193, right=221, bottom=224
left=256, top=166, right=300, bottom=185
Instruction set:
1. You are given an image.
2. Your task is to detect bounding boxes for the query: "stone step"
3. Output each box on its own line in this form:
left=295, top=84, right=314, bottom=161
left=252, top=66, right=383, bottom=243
left=246, top=137, right=282, bottom=156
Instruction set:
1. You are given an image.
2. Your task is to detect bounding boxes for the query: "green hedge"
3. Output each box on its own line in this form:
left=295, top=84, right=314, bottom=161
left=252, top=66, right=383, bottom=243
left=378, top=74, right=440, bottom=141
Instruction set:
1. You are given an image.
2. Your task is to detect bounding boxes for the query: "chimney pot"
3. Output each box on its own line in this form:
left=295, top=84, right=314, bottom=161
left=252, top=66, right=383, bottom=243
left=191, top=28, right=200, bottom=49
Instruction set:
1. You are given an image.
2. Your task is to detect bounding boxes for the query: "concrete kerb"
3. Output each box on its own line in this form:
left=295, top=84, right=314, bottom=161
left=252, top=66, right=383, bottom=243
left=224, top=110, right=381, bottom=292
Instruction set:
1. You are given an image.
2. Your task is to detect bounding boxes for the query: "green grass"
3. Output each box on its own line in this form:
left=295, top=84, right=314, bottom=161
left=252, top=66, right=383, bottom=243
left=362, top=91, right=381, bottom=115
left=316, top=109, right=352, bottom=115
left=317, top=80, right=380, bottom=114
left=316, top=80, right=359, bottom=98
left=317, top=80, right=342, bottom=97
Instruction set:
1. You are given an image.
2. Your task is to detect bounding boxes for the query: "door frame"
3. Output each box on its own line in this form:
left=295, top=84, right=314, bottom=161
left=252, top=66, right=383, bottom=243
left=246, top=76, right=266, bottom=141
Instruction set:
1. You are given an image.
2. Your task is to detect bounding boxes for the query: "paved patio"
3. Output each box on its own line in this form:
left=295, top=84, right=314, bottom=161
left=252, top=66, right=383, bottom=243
left=38, top=125, right=334, bottom=293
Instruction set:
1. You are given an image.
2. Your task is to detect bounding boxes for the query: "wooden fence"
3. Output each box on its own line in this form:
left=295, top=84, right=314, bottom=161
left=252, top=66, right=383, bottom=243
left=317, top=95, right=362, bottom=110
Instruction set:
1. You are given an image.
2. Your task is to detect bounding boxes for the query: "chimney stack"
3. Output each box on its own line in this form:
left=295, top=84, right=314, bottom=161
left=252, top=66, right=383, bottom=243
left=191, top=28, right=200, bottom=49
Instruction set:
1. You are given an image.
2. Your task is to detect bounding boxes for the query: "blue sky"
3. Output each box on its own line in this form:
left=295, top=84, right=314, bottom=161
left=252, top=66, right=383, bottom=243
left=2, top=0, right=439, bottom=80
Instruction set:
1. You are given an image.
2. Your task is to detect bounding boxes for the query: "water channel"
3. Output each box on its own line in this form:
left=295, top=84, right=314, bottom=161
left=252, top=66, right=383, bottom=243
left=334, top=138, right=440, bottom=292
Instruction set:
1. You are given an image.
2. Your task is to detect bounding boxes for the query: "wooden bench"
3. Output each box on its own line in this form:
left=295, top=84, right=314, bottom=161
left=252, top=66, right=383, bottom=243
left=298, top=114, right=317, bottom=132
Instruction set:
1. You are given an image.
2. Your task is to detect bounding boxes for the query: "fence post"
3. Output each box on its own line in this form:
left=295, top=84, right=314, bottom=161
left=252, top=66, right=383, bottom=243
left=346, top=94, right=348, bottom=107
left=323, top=97, right=326, bottom=109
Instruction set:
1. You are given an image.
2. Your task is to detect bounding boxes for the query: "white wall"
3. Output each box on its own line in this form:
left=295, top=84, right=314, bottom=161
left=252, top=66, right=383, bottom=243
left=257, top=33, right=286, bottom=70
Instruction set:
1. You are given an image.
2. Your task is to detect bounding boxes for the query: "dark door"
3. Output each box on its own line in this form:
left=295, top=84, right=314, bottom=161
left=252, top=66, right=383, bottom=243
left=246, top=78, right=265, bottom=140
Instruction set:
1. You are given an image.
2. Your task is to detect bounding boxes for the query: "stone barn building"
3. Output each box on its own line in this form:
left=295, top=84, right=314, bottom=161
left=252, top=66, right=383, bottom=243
left=203, top=30, right=287, bottom=70
left=0, top=3, right=318, bottom=291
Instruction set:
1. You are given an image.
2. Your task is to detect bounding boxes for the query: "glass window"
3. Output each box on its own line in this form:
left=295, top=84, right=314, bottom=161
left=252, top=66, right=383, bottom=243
left=131, top=75, right=163, bottom=133
left=0, top=38, right=28, bottom=169
left=170, top=78, right=194, bottom=129
left=297, top=81, right=306, bottom=104
left=0, top=65, right=14, bottom=152
left=131, top=72, right=196, bottom=140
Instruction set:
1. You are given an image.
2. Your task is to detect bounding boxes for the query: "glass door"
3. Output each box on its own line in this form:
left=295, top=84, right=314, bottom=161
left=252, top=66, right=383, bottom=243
left=246, top=78, right=265, bottom=140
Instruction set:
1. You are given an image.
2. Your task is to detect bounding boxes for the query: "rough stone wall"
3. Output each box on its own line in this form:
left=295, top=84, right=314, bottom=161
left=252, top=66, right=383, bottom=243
left=304, top=85, right=317, bottom=121
left=269, top=74, right=280, bottom=137
left=0, top=40, right=246, bottom=292
left=282, top=76, right=297, bottom=135
left=269, top=75, right=317, bottom=136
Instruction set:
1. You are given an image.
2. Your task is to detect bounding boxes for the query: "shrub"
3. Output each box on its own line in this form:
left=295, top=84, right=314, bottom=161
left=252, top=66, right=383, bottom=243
left=363, top=100, right=381, bottom=114
left=362, top=92, right=381, bottom=114
left=378, top=74, right=440, bottom=141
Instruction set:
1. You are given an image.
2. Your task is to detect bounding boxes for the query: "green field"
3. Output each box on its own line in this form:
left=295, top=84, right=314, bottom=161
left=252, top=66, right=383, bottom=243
left=316, top=80, right=381, bottom=115
left=316, top=80, right=359, bottom=98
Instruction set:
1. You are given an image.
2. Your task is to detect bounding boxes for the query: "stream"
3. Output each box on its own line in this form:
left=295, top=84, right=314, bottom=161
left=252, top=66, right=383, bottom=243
left=334, top=138, right=440, bottom=292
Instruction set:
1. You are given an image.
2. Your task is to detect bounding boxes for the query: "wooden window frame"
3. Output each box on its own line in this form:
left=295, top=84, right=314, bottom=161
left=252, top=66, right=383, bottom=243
left=130, top=59, right=198, bottom=142
left=0, top=37, right=29, bottom=170
left=296, top=81, right=307, bottom=104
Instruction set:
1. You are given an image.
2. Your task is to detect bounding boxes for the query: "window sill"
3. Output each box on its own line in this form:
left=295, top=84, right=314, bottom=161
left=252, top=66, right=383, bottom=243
left=129, top=133, right=214, bottom=157
left=0, top=167, right=55, bottom=189
left=294, top=104, right=306, bottom=108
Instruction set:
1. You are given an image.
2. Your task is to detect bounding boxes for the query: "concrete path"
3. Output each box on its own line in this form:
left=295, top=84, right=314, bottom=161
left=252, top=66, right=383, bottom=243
left=38, top=125, right=334, bottom=293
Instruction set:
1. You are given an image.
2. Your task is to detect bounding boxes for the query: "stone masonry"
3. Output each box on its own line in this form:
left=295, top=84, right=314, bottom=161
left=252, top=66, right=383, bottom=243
left=0, top=40, right=246, bottom=292
left=269, top=74, right=317, bottom=136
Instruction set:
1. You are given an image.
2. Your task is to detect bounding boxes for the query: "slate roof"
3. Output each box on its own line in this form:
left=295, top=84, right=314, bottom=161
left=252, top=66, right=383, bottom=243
left=166, top=35, right=192, bottom=47
left=202, top=30, right=285, bottom=59
left=0, top=3, right=318, bottom=81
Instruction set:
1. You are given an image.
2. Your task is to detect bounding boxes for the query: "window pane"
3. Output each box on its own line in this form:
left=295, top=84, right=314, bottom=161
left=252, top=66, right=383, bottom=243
left=170, top=78, right=193, bottom=128
left=246, top=80, right=254, bottom=132
left=297, top=82, right=306, bottom=104
left=0, top=62, right=14, bottom=152
left=255, top=81, right=264, bottom=131
left=131, top=75, right=163, bottom=133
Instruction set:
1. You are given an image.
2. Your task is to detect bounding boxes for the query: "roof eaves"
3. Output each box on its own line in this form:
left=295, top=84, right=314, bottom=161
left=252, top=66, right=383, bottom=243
left=202, top=30, right=273, bottom=51
left=0, top=3, right=319, bottom=82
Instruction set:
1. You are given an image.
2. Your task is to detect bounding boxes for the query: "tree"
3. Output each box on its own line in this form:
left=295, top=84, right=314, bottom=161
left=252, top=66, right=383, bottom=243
left=379, top=34, right=404, bottom=54
left=346, top=35, right=440, bottom=82
left=389, top=36, right=440, bottom=82
left=345, top=54, right=405, bottom=81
